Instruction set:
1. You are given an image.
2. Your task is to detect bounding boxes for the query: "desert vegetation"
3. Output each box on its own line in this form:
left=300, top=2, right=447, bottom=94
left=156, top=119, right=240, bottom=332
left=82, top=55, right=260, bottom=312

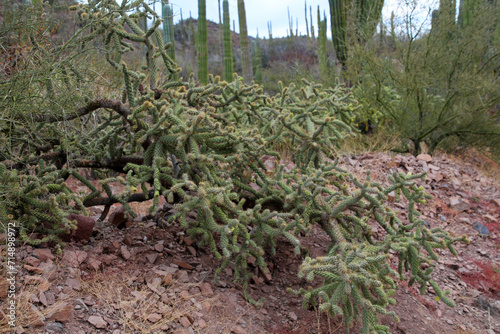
left=1, top=0, right=499, bottom=333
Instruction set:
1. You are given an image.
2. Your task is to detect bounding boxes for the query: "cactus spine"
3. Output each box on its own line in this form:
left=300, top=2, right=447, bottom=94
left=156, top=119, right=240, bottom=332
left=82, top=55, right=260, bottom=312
left=197, top=0, right=208, bottom=85
left=223, top=0, right=234, bottom=82
left=162, top=1, right=176, bottom=63
left=237, top=0, right=253, bottom=83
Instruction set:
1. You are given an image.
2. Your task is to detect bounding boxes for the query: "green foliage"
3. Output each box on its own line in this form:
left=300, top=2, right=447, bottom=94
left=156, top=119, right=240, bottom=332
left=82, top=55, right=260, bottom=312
left=1, top=1, right=469, bottom=332
left=351, top=1, right=500, bottom=156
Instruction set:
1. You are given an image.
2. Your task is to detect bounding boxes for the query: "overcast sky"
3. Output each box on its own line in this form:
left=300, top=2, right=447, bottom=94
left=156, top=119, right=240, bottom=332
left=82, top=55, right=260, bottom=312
left=156, top=0, right=439, bottom=38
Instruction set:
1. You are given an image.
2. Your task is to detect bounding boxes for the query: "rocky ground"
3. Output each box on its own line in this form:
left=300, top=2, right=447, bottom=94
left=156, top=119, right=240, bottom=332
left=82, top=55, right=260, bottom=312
left=1, top=151, right=500, bottom=334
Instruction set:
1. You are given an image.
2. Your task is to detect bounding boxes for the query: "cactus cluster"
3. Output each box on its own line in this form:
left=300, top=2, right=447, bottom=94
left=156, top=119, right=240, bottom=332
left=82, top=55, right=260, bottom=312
left=1, top=1, right=468, bottom=332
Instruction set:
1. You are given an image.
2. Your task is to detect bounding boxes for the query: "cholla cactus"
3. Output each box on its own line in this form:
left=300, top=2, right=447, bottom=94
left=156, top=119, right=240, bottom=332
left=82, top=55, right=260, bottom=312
left=3, top=1, right=468, bottom=332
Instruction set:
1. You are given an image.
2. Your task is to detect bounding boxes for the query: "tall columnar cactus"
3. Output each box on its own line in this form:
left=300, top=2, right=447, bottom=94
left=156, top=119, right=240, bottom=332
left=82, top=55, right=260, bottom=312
left=329, top=0, right=348, bottom=66
left=238, top=0, right=253, bottom=83
left=223, top=0, right=234, bottom=82
left=431, top=0, right=457, bottom=41
left=310, top=5, right=315, bottom=40
left=252, top=31, right=262, bottom=84
left=189, top=12, right=197, bottom=74
left=288, top=6, right=294, bottom=39
left=317, top=8, right=329, bottom=83
left=305, top=1, right=310, bottom=39
left=328, top=0, right=384, bottom=67
left=162, top=2, right=176, bottom=64
left=180, top=9, right=187, bottom=53
left=197, top=0, right=208, bottom=85
left=268, top=21, right=273, bottom=41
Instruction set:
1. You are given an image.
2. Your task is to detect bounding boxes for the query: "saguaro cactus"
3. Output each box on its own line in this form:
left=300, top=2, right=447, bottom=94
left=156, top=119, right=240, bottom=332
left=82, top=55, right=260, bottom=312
left=223, top=0, right=233, bottom=82
left=197, top=0, right=208, bottom=84
left=238, top=0, right=253, bottom=83
left=305, top=1, right=310, bottom=39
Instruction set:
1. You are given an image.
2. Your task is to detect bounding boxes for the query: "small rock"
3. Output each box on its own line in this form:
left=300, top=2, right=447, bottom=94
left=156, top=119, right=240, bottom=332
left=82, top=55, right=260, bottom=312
left=173, top=258, right=194, bottom=270
left=162, top=273, right=174, bottom=286
left=484, top=215, right=496, bottom=223
left=25, top=276, right=50, bottom=292
left=34, top=248, right=55, bottom=262
left=154, top=243, right=164, bottom=252
left=61, top=213, right=95, bottom=242
left=289, top=312, right=298, bottom=321
left=88, top=315, right=107, bottom=329
left=491, top=198, right=500, bottom=207
left=45, top=322, right=64, bottom=332
left=198, top=319, right=207, bottom=328
left=49, top=302, right=73, bottom=322
left=473, top=221, right=490, bottom=235
left=417, top=154, right=432, bottom=163
left=179, top=290, right=191, bottom=301
left=449, top=196, right=470, bottom=212
left=176, top=270, right=189, bottom=283
left=86, top=256, right=102, bottom=270
left=146, top=253, right=158, bottom=264
left=147, top=313, right=162, bottom=323
left=24, top=264, right=44, bottom=274
left=29, top=303, right=45, bottom=326
left=62, top=250, right=88, bottom=267
left=179, top=316, right=191, bottom=328
left=231, top=325, right=247, bottom=334
left=25, top=256, right=41, bottom=267
left=120, top=246, right=131, bottom=260
left=200, top=283, right=213, bottom=297
left=122, top=235, right=133, bottom=246
left=65, top=278, right=82, bottom=291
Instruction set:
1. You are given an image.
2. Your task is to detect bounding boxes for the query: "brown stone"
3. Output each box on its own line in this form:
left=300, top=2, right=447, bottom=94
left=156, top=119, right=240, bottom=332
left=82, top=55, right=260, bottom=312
left=200, top=283, right=214, bottom=297
left=231, top=326, right=247, bottom=334
left=62, top=250, right=88, bottom=267
left=65, top=278, right=82, bottom=291
left=154, top=243, right=164, bottom=252
left=25, top=256, right=41, bottom=267
left=173, top=258, right=193, bottom=270
left=120, top=245, right=131, bottom=260
left=179, top=290, right=191, bottom=301
left=88, top=315, right=107, bottom=329
left=34, top=248, right=54, bottom=262
left=29, top=303, right=45, bottom=326
left=417, top=153, right=432, bottom=163
left=258, top=266, right=272, bottom=283
left=122, top=235, right=133, bottom=246
left=49, top=302, right=73, bottom=322
left=147, top=313, right=162, bottom=323
left=86, top=256, right=102, bottom=270
left=25, top=276, right=50, bottom=292
left=162, top=273, right=174, bottom=286
left=61, top=213, right=95, bottom=242
left=146, top=253, right=158, bottom=264
left=179, top=316, right=191, bottom=328
left=24, top=264, right=44, bottom=274
left=449, top=196, right=470, bottom=212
